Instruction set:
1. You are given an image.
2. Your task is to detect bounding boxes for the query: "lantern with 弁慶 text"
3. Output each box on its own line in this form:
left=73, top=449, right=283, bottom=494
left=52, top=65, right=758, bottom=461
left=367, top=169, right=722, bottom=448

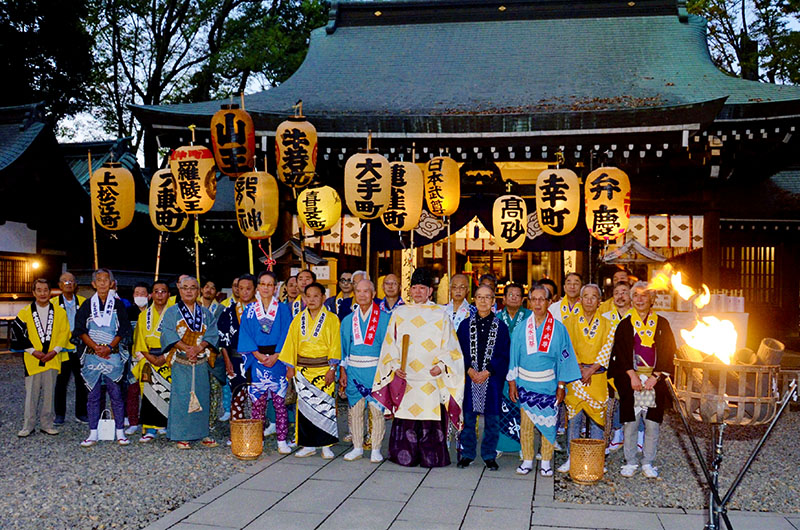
left=382, top=161, right=424, bottom=231
left=344, top=151, right=391, bottom=220
left=492, top=195, right=528, bottom=250
left=149, top=169, right=188, bottom=233
left=210, top=104, right=255, bottom=178
left=91, top=161, right=135, bottom=231
left=535, top=169, right=580, bottom=236
left=584, top=167, right=631, bottom=241
left=169, top=145, right=217, bottom=214
left=424, top=156, right=460, bottom=217
left=275, top=115, right=317, bottom=188
left=234, top=171, right=279, bottom=239
left=297, top=185, right=341, bottom=233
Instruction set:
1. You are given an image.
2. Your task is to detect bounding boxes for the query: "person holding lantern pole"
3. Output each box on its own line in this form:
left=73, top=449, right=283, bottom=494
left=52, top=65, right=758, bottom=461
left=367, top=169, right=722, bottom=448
left=602, top=280, right=634, bottom=453
left=279, top=282, right=341, bottom=458
left=52, top=271, right=88, bottom=425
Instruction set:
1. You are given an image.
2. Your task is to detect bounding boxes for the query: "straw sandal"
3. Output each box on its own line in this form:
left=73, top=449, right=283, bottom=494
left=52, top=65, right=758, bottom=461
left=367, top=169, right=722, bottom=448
left=176, top=441, right=191, bottom=450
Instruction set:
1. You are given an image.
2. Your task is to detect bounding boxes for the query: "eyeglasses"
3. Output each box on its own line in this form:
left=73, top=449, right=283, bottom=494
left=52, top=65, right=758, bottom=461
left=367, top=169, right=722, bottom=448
left=179, top=286, right=198, bottom=291
left=259, top=283, right=275, bottom=288
left=475, top=295, right=494, bottom=301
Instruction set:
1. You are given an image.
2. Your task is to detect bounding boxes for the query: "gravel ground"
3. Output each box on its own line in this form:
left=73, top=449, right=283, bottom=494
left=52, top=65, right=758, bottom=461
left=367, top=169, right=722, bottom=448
left=0, top=354, right=252, bottom=530
left=553, top=404, right=800, bottom=512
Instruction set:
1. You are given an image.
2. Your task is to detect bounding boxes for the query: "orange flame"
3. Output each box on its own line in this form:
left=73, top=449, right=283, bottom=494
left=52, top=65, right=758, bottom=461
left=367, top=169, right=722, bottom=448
left=680, top=317, right=737, bottom=364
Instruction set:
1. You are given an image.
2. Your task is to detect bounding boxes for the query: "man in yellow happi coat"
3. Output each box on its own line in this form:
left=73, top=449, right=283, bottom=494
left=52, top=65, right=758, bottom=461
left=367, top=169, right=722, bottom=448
left=372, top=268, right=465, bottom=468
left=598, top=268, right=631, bottom=316
left=280, top=281, right=342, bottom=459
left=549, top=272, right=583, bottom=323
left=559, top=283, right=614, bottom=473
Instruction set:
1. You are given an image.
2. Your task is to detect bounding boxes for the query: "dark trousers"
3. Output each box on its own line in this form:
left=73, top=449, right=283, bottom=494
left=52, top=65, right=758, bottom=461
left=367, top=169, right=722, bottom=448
left=54, top=350, right=87, bottom=419
left=460, top=411, right=500, bottom=462
left=88, top=376, right=124, bottom=430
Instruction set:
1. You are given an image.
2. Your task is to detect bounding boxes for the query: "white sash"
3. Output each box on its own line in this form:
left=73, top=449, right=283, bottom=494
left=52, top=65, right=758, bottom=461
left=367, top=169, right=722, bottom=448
left=91, top=291, right=116, bottom=328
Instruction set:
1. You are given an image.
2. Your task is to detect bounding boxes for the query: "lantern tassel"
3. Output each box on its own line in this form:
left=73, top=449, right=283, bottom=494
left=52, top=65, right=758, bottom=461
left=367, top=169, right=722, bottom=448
left=88, top=150, right=99, bottom=269
left=257, top=240, right=276, bottom=271
left=154, top=232, right=163, bottom=282
left=194, top=215, right=202, bottom=281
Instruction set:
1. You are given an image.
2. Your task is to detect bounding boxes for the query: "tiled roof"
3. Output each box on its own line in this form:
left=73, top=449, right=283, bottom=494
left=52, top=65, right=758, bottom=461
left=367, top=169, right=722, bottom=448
left=0, top=104, right=46, bottom=171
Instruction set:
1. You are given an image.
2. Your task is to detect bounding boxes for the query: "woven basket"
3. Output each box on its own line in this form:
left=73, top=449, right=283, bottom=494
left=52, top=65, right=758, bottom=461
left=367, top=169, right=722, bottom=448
left=569, top=438, right=605, bottom=485
left=230, top=418, right=263, bottom=460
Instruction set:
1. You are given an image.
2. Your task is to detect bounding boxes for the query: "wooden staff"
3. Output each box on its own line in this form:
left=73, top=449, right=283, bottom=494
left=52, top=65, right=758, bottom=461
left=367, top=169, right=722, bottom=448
left=194, top=215, right=201, bottom=281
left=154, top=232, right=163, bottom=281
left=248, top=239, right=254, bottom=274
left=294, top=187, right=306, bottom=270
left=365, top=223, right=371, bottom=279
left=88, top=150, right=99, bottom=269
left=401, top=334, right=410, bottom=372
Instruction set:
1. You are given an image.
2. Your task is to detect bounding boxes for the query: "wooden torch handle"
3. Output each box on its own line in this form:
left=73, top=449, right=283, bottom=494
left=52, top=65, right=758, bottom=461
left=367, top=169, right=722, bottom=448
left=401, top=334, right=410, bottom=372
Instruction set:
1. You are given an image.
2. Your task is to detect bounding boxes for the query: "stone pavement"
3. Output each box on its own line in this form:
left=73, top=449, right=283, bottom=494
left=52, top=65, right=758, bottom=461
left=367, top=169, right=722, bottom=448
left=146, top=442, right=799, bottom=530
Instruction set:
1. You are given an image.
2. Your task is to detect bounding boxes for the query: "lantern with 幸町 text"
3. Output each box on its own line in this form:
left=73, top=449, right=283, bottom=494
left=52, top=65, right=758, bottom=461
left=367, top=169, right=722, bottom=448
left=297, top=185, right=341, bottom=233
left=344, top=152, right=391, bottom=220
left=535, top=169, right=580, bottom=236
left=234, top=172, right=279, bottom=239
left=492, top=195, right=528, bottom=250
left=149, top=169, right=188, bottom=232
left=91, top=161, right=135, bottom=231
left=210, top=104, right=255, bottom=178
left=382, top=161, right=424, bottom=231
left=584, top=167, right=631, bottom=241
left=424, top=156, right=460, bottom=217
left=169, top=145, right=217, bottom=214
left=275, top=116, right=317, bottom=188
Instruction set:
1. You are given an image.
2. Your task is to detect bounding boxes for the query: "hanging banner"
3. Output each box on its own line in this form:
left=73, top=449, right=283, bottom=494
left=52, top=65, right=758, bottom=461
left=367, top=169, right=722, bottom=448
left=149, top=169, right=188, bottom=232
left=275, top=116, right=317, bottom=188
left=584, top=167, right=631, bottom=241
left=535, top=169, right=580, bottom=236
left=297, top=185, right=341, bottom=233
left=382, top=161, right=424, bottom=231
left=91, top=162, right=135, bottom=231
left=234, top=172, right=279, bottom=239
left=210, top=104, right=255, bottom=178
left=344, top=152, right=391, bottom=220
left=423, top=156, right=460, bottom=217
left=169, top=145, right=217, bottom=214
left=492, top=195, right=528, bottom=250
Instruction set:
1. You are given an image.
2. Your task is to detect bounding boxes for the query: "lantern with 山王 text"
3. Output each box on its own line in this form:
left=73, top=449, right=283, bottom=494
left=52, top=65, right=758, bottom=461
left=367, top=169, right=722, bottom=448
left=275, top=116, right=317, bottom=188
left=298, top=185, right=341, bottom=233
left=584, top=167, right=631, bottom=241
left=149, top=169, right=188, bottom=232
left=424, top=156, right=460, bottom=217
left=210, top=104, right=255, bottom=178
left=382, top=161, right=424, bottom=231
left=91, top=161, right=135, bottom=231
left=535, top=169, right=580, bottom=236
left=169, top=145, right=217, bottom=214
left=492, top=195, right=528, bottom=250
left=234, top=171, right=279, bottom=239
left=344, top=152, right=391, bottom=220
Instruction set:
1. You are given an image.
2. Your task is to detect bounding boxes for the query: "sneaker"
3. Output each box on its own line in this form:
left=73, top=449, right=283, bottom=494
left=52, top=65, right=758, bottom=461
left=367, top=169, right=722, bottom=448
left=370, top=449, right=384, bottom=463
left=620, top=464, right=638, bottom=477
left=40, top=428, right=59, bottom=436
left=641, top=464, right=659, bottom=478
left=485, top=459, right=499, bottom=471
left=344, top=448, right=363, bottom=461
left=557, top=459, right=570, bottom=473
left=218, top=411, right=231, bottom=422
left=277, top=441, right=292, bottom=454
left=295, top=446, right=316, bottom=458
left=17, top=429, right=32, bottom=438
left=321, top=447, right=335, bottom=460
left=125, top=425, right=139, bottom=436
left=263, top=423, right=277, bottom=437
left=54, top=415, right=65, bottom=426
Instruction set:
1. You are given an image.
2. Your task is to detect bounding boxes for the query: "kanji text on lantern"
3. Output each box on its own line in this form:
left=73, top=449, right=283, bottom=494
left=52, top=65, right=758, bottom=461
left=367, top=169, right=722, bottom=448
left=96, top=170, right=121, bottom=228
left=215, top=111, right=250, bottom=173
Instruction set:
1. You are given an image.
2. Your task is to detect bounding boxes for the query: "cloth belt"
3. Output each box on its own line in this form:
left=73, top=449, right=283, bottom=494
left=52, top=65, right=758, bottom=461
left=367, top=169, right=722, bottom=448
left=297, top=355, right=329, bottom=368
left=347, top=355, right=379, bottom=368
left=257, top=345, right=276, bottom=355
left=519, top=367, right=555, bottom=382
left=173, top=354, right=208, bottom=367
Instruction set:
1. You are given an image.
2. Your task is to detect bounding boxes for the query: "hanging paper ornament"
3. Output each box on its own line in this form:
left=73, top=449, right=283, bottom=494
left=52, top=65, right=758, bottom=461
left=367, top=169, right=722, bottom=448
left=584, top=167, right=631, bottom=241
left=210, top=103, right=255, bottom=178
left=149, top=169, right=188, bottom=232
left=297, top=185, right=341, bottom=233
left=382, top=161, right=424, bottom=231
left=169, top=145, right=217, bottom=214
left=492, top=195, right=528, bottom=250
left=234, top=171, right=280, bottom=239
left=275, top=113, right=317, bottom=188
left=91, top=161, right=135, bottom=231
left=344, top=151, right=391, bottom=220
left=423, top=156, right=460, bottom=217
left=535, top=169, right=580, bottom=236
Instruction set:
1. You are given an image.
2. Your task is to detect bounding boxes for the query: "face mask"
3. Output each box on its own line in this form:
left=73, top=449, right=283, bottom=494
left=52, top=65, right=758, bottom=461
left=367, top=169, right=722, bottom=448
left=134, top=296, right=148, bottom=308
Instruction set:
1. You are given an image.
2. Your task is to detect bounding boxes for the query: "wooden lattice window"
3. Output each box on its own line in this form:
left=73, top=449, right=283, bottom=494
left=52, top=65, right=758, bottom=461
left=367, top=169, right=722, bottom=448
left=722, top=246, right=777, bottom=306
left=0, top=258, right=34, bottom=295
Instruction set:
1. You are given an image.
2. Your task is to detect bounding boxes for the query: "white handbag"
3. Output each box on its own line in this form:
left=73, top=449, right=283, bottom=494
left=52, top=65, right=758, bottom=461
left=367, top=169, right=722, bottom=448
left=98, top=409, right=116, bottom=440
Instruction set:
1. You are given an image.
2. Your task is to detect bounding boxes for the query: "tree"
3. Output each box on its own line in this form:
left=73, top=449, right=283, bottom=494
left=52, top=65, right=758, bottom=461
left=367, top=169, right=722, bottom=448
left=1, top=0, right=95, bottom=124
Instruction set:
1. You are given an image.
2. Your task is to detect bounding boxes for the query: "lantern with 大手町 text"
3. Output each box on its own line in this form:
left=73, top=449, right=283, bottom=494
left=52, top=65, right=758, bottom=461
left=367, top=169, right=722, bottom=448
left=584, top=167, right=631, bottom=241
left=492, top=195, right=528, bottom=250
left=210, top=104, right=255, bottom=178
left=424, top=156, right=460, bottom=217
left=535, top=169, right=580, bottom=236
left=382, top=161, right=424, bottom=231
left=169, top=145, right=217, bottom=214
left=91, top=161, right=135, bottom=231
left=275, top=115, right=317, bottom=188
left=149, top=169, right=188, bottom=232
left=297, top=185, right=341, bottom=233
left=234, top=172, right=279, bottom=239
left=344, top=151, right=391, bottom=220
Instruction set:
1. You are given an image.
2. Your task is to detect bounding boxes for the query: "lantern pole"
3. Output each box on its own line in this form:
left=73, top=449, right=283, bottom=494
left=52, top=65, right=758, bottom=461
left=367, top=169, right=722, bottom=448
left=365, top=223, right=371, bottom=279
left=194, top=215, right=201, bottom=281
left=88, top=150, right=99, bottom=269
left=294, top=187, right=307, bottom=271
left=446, top=216, right=452, bottom=280
left=248, top=239, right=254, bottom=274
left=154, top=232, right=163, bottom=282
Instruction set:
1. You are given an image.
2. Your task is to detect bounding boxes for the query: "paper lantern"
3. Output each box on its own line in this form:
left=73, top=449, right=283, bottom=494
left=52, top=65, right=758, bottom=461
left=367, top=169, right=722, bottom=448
left=382, top=161, right=424, bottom=231
left=535, top=169, right=580, bottom=236
left=210, top=104, right=255, bottom=178
left=344, top=152, right=391, bottom=220
left=91, top=162, right=135, bottom=231
left=275, top=117, right=317, bottom=188
left=492, top=195, right=528, bottom=250
left=297, top=185, right=341, bottom=233
left=149, top=169, right=188, bottom=232
left=585, top=167, right=631, bottom=241
left=424, top=156, right=460, bottom=217
left=169, top=145, right=217, bottom=214
left=234, top=171, right=279, bottom=239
